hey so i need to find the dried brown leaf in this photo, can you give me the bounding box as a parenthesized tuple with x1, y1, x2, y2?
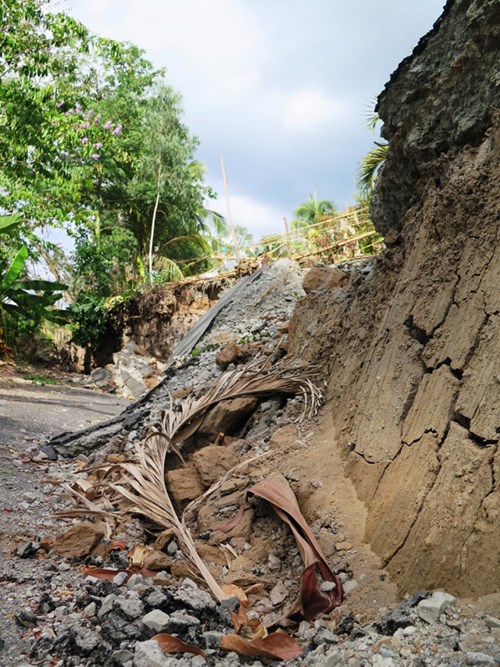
(220, 632, 303, 661)
(82, 566, 157, 581)
(128, 544, 151, 567)
(248, 473, 343, 620)
(109, 540, 127, 551)
(152, 633, 206, 657)
(221, 584, 249, 607)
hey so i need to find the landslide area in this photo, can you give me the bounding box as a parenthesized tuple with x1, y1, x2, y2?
(289, 0, 499, 598)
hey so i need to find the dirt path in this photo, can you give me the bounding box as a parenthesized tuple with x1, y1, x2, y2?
(0, 366, 130, 665)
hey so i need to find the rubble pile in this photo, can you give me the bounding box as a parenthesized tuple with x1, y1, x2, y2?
(1, 257, 497, 666)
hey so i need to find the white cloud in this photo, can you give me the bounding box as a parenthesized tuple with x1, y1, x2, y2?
(283, 89, 344, 133)
(211, 191, 284, 242)
(76, 0, 120, 18)
(67, 0, 263, 96)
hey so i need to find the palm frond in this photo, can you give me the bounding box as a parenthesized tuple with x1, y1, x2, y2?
(356, 142, 389, 198)
(58, 358, 323, 601)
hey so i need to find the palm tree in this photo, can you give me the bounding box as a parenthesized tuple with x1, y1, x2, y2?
(357, 142, 389, 200)
(357, 99, 389, 201)
(292, 193, 336, 231)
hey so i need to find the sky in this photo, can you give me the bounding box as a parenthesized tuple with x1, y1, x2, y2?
(62, 0, 445, 241)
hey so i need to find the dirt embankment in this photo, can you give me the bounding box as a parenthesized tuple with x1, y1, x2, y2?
(289, 0, 499, 598)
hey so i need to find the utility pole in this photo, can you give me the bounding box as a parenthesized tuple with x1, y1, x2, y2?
(220, 155, 240, 258)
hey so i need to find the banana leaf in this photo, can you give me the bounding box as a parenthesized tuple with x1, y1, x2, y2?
(0, 214, 20, 235)
(1, 245, 29, 294)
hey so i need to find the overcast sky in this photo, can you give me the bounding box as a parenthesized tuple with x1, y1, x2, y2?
(63, 0, 445, 240)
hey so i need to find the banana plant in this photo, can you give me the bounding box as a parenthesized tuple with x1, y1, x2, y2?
(0, 215, 68, 351)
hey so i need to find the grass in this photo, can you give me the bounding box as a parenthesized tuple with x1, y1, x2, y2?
(24, 373, 58, 386)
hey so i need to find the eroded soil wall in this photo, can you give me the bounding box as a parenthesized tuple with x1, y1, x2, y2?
(289, 0, 499, 597)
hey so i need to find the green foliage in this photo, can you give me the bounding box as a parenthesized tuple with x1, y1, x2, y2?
(292, 193, 336, 231)
(0, 216, 68, 351)
(357, 142, 388, 199)
(72, 227, 139, 297)
(357, 101, 388, 200)
(1, 0, 212, 282)
(1, 0, 244, 356)
(69, 294, 109, 350)
(25, 373, 58, 386)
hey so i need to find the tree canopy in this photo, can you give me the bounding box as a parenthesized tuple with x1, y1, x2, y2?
(0, 0, 229, 350)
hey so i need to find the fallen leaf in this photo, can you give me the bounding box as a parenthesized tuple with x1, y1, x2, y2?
(244, 473, 343, 622)
(128, 543, 150, 567)
(82, 567, 131, 581)
(82, 566, 157, 580)
(229, 606, 268, 639)
(222, 583, 249, 607)
(244, 583, 265, 596)
(152, 633, 206, 657)
(39, 536, 53, 551)
(109, 540, 127, 551)
(220, 632, 303, 661)
(241, 617, 268, 640)
(218, 503, 245, 533)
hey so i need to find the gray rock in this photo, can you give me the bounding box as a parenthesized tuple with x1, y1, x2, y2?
(465, 653, 496, 666)
(144, 588, 171, 609)
(112, 649, 135, 665)
(166, 540, 178, 555)
(417, 592, 456, 624)
(142, 609, 170, 633)
(191, 656, 207, 666)
(115, 596, 145, 621)
(98, 593, 118, 618)
(202, 630, 224, 649)
(302, 645, 326, 666)
(484, 615, 500, 629)
(74, 627, 100, 654)
(133, 640, 171, 666)
(323, 651, 343, 667)
(320, 581, 337, 593)
(127, 573, 145, 588)
(90, 367, 114, 387)
(312, 627, 339, 646)
(343, 579, 358, 594)
(17, 542, 38, 559)
(297, 620, 315, 640)
(174, 579, 216, 613)
(113, 571, 129, 586)
(83, 602, 97, 617)
(166, 609, 200, 633)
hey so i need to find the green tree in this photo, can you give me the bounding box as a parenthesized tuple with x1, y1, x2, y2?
(292, 193, 336, 230)
(356, 105, 388, 201)
(0, 216, 67, 352)
(118, 86, 214, 280)
(1, 0, 223, 344)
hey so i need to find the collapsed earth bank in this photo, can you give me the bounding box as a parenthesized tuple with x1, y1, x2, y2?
(289, 0, 499, 597)
(48, 0, 499, 602)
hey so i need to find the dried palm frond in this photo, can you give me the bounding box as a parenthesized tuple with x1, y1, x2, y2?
(59, 359, 323, 602)
(107, 431, 227, 601)
(160, 358, 324, 443)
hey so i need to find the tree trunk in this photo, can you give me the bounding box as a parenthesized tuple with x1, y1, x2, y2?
(148, 161, 162, 282)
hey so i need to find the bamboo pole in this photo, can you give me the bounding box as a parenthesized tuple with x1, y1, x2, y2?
(220, 155, 239, 258)
(283, 216, 291, 259)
